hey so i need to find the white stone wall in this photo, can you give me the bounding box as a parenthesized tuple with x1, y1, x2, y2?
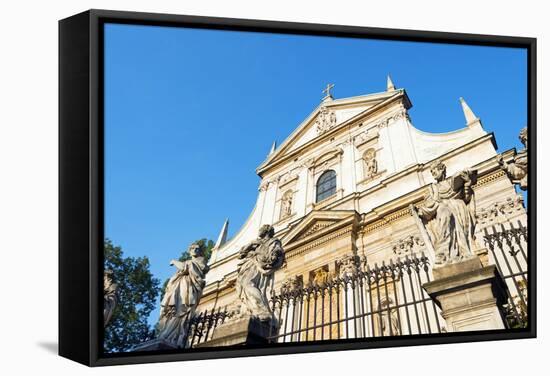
(205, 88, 507, 287)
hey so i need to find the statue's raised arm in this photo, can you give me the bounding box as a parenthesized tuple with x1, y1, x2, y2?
(157, 242, 209, 347)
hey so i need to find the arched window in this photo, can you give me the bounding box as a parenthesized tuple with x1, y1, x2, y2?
(316, 170, 337, 202)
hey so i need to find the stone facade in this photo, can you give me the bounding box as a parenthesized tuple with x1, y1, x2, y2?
(197, 81, 527, 338)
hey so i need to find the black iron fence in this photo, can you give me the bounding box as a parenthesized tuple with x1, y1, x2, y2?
(185, 307, 232, 347)
(183, 253, 444, 348)
(483, 220, 528, 328)
(185, 220, 529, 347)
(267, 254, 444, 343)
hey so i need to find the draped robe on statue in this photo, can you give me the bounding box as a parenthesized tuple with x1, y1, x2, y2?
(418, 171, 478, 266)
(236, 235, 285, 322)
(158, 256, 208, 347)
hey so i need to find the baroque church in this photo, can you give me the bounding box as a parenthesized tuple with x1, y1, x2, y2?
(198, 77, 525, 318)
(130, 77, 528, 349)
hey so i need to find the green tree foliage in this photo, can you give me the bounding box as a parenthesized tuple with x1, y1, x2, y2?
(159, 238, 214, 302)
(104, 239, 160, 353)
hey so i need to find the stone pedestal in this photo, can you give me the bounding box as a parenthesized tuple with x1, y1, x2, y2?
(132, 338, 178, 352)
(423, 258, 508, 332)
(196, 316, 277, 347)
(474, 247, 490, 267)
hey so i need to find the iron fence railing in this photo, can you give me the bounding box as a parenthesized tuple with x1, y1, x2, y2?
(483, 220, 528, 328)
(267, 254, 444, 343)
(185, 307, 232, 347)
(185, 219, 529, 347)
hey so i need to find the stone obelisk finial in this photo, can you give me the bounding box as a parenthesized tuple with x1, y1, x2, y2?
(387, 74, 396, 91)
(459, 97, 481, 128)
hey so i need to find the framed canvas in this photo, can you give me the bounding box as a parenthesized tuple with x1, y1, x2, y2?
(59, 9, 536, 366)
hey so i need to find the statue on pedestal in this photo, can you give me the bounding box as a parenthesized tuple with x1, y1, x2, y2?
(157, 242, 209, 347)
(416, 160, 478, 266)
(235, 224, 285, 322)
(103, 270, 117, 327)
(498, 126, 528, 191)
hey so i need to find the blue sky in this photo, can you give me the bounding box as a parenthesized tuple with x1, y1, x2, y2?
(104, 23, 527, 324)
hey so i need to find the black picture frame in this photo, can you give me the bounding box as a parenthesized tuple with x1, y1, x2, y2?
(59, 9, 537, 367)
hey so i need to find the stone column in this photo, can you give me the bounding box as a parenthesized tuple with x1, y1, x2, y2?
(423, 257, 508, 332)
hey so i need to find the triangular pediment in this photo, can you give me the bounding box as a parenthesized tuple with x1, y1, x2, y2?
(281, 210, 360, 246)
(257, 90, 408, 176)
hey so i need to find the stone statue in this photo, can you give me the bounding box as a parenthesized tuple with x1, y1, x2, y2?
(235, 224, 285, 322)
(315, 106, 337, 134)
(498, 126, 528, 190)
(363, 148, 378, 179)
(392, 235, 424, 257)
(280, 191, 293, 219)
(157, 242, 209, 347)
(103, 270, 117, 327)
(378, 298, 400, 336)
(416, 160, 478, 266)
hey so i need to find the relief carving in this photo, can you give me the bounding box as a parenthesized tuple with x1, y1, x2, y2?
(311, 267, 331, 286)
(390, 108, 410, 123)
(315, 106, 337, 135)
(300, 220, 333, 239)
(376, 118, 390, 129)
(476, 195, 525, 226)
(258, 179, 274, 192)
(280, 275, 303, 294)
(392, 235, 425, 256)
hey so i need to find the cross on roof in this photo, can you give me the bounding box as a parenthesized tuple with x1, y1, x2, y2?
(322, 83, 334, 100)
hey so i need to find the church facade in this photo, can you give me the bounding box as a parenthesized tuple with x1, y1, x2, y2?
(193, 78, 527, 341)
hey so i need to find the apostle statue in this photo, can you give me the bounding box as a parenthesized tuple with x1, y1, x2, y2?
(498, 126, 528, 191)
(157, 242, 209, 347)
(280, 191, 293, 219)
(235, 224, 285, 322)
(416, 160, 478, 266)
(363, 149, 378, 180)
(103, 270, 118, 327)
(378, 298, 401, 336)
